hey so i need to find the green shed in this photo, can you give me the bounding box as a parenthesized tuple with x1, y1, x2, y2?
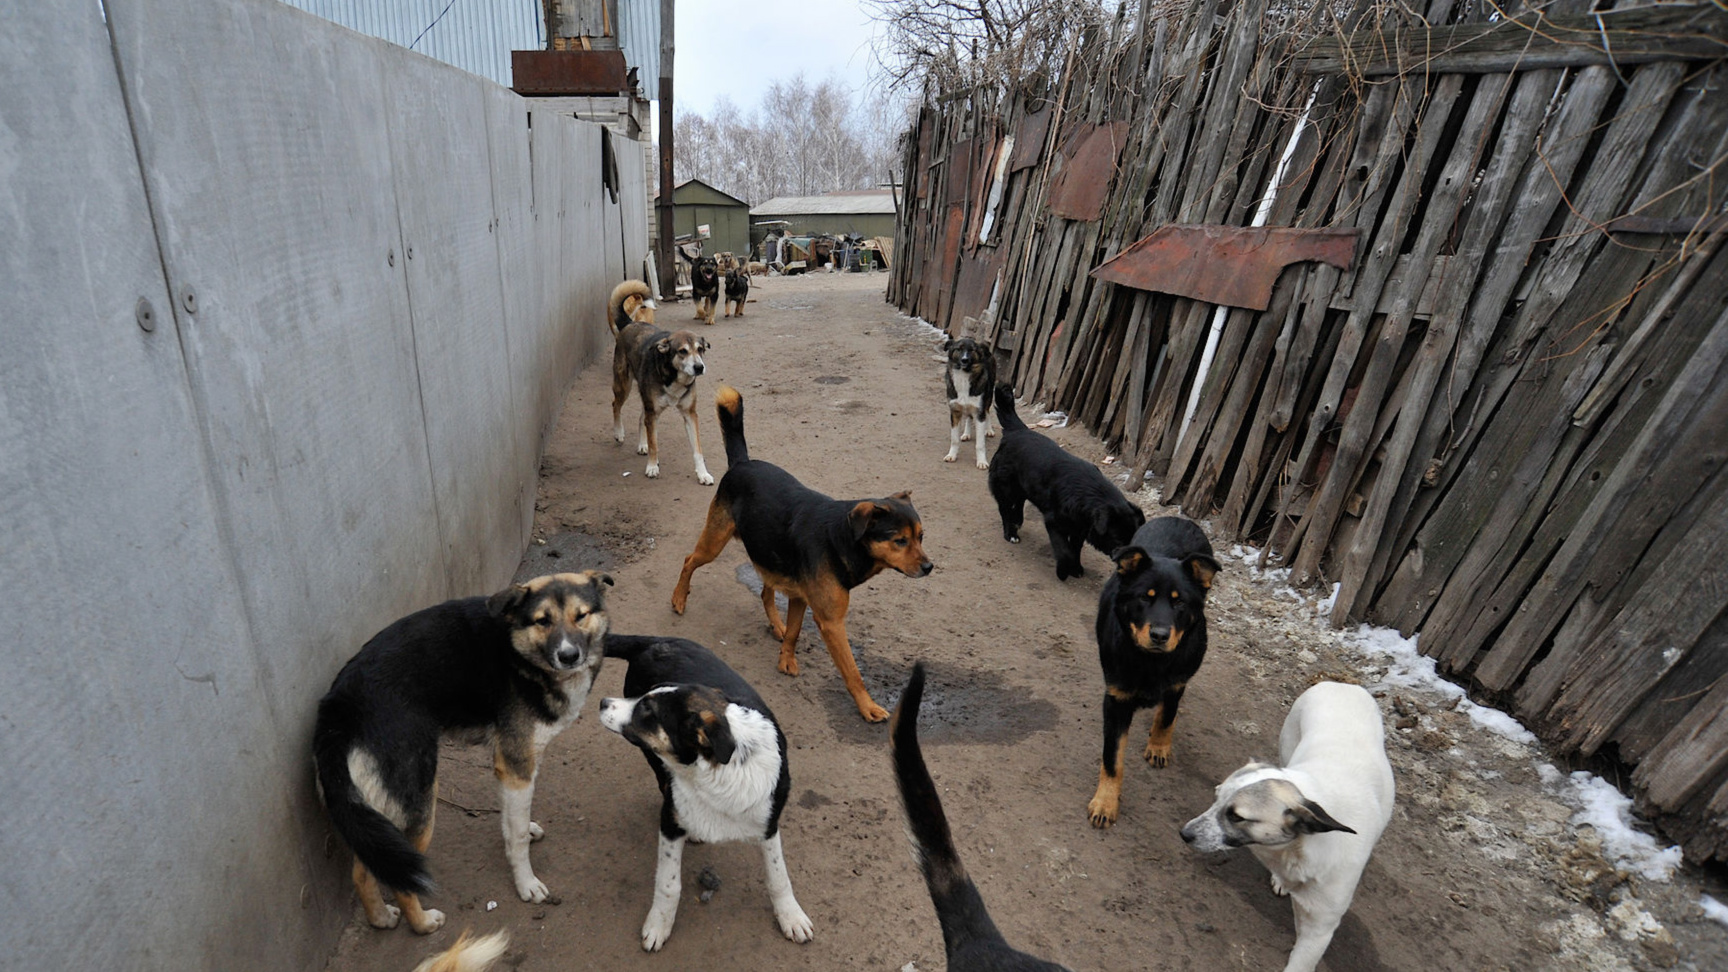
(669, 178, 751, 258)
(750, 190, 899, 251)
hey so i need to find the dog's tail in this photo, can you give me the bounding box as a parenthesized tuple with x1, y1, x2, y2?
(891, 663, 1004, 954)
(715, 384, 749, 466)
(992, 383, 1028, 433)
(601, 633, 663, 667)
(609, 279, 655, 334)
(313, 694, 434, 895)
(411, 929, 510, 972)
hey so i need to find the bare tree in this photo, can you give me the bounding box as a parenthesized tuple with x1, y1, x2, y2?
(864, 0, 1113, 94)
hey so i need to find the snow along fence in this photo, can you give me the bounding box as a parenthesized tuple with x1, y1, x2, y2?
(0, 0, 646, 969)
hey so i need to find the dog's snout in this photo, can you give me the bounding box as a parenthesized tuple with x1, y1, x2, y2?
(554, 638, 584, 668)
(918, 560, 934, 577)
(1180, 825, 1197, 844)
(692, 362, 705, 376)
(1149, 625, 1172, 643)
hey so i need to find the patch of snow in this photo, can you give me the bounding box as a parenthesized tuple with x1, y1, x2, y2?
(1564, 772, 1683, 881)
(1343, 625, 1538, 746)
(1317, 582, 1341, 619)
(897, 313, 948, 342)
(1700, 894, 1728, 929)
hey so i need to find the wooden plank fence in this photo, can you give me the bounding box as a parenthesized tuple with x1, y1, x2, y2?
(887, 0, 1728, 862)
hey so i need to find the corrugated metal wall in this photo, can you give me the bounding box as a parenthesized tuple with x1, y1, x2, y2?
(283, 0, 659, 90)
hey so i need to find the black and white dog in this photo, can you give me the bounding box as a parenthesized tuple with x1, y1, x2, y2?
(599, 634, 814, 951)
(942, 337, 996, 469)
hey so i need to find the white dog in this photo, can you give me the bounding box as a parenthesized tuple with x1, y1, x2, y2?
(1180, 681, 1394, 972)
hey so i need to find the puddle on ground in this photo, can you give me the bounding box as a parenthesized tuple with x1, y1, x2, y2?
(513, 530, 620, 583)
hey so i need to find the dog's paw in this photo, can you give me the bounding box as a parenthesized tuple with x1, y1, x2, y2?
(859, 700, 890, 723)
(367, 903, 402, 929)
(1006, 534, 1021, 544)
(670, 588, 689, 615)
(975, 459, 990, 470)
(528, 821, 545, 842)
(986, 427, 998, 438)
(636, 442, 650, 456)
(960, 430, 973, 442)
(644, 463, 660, 478)
(515, 875, 550, 903)
(777, 654, 801, 677)
(612, 429, 626, 444)
(408, 908, 446, 935)
(696, 469, 715, 486)
(942, 450, 958, 463)
(776, 906, 814, 943)
(1087, 794, 1119, 829)
(1144, 741, 1171, 768)
(641, 908, 677, 951)
(1270, 873, 1290, 897)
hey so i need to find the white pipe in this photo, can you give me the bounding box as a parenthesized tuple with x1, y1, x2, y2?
(1173, 81, 1321, 456)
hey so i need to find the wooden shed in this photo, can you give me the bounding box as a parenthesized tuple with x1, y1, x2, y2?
(668, 178, 750, 258)
(751, 190, 899, 250)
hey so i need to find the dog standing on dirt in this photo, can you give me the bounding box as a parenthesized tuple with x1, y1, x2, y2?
(690, 255, 720, 325)
(611, 285, 714, 485)
(671, 385, 933, 722)
(599, 634, 814, 951)
(942, 337, 996, 469)
(988, 383, 1145, 580)
(724, 264, 750, 318)
(1181, 681, 1395, 972)
(892, 663, 1073, 971)
(313, 572, 613, 932)
(1089, 516, 1219, 827)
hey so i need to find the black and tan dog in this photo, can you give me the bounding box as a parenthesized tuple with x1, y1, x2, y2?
(942, 337, 996, 469)
(690, 255, 720, 325)
(724, 265, 750, 318)
(892, 664, 1073, 971)
(313, 572, 613, 932)
(600, 634, 813, 951)
(988, 383, 1145, 580)
(671, 386, 933, 722)
(1088, 517, 1219, 827)
(611, 300, 714, 485)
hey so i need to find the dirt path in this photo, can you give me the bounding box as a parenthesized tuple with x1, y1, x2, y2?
(325, 271, 1727, 972)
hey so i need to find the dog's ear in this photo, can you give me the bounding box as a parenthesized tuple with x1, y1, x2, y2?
(487, 584, 530, 618)
(849, 500, 886, 540)
(977, 340, 993, 356)
(1288, 799, 1357, 836)
(585, 570, 615, 588)
(1114, 547, 1149, 576)
(943, 338, 956, 352)
(1185, 554, 1221, 590)
(697, 337, 710, 353)
(891, 490, 912, 502)
(1092, 506, 1118, 538)
(655, 336, 672, 355)
(694, 710, 736, 765)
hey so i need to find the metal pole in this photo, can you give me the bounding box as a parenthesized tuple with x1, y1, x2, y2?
(656, 0, 676, 297)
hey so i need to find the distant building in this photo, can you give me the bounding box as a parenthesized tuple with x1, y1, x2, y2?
(670, 179, 752, 258)
(750, 190, 898, 249)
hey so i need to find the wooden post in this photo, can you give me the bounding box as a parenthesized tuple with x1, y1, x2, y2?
(656, 0, 676, 296)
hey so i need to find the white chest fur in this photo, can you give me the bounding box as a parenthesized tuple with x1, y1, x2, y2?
(662, 704, 782, 844)
(949, 368, 985, 412)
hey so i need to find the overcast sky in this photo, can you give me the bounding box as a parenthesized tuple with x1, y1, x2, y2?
(671, 1, 883, 117)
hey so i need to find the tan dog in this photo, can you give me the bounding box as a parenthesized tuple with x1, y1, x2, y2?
(611, 319, 713, 485)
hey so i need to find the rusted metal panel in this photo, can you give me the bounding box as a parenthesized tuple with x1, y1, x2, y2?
(935, 203, 966, 328)
(1011, 107, 1053, 170)
(945, 138, 978, 205)
(511, 49, 628, 95)
(1091, 225, 1360, 311)
(953, 247, 1005, 327)
(916, 110, 935, 201)
(1046, 122, 1129, 221)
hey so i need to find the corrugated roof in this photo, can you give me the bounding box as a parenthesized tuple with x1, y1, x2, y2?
(751, 190, 897, 216)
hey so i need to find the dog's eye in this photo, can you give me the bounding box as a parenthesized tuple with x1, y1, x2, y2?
(1171, 591, 1180, 600)
(1225, 808, 1243, 823)
(534, 616, 553, 627)
(894, 537, 909, 547)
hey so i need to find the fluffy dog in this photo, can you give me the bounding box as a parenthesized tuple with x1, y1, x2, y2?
(690, 255, 720, 325)
(988, 383, 1145, 580)
(1088, 516, 1219, 827)
(611, 314, 714, 485)
(672, 386, 933, 722)
(600, 634, 814, 951)
(724, 266, 750, 318)
(609, 279, 656, 331)
(411, 929, 510, 972)
(313, 572, 613, 932)
(892, 664, 1073, 971)
(1181, 681, 1395, 972)
(942, 337, 996, 469)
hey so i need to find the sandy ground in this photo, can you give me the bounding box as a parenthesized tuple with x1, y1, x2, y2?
(325, 271, 1728, 972)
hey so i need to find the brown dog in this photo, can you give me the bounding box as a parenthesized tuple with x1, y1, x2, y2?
(611, 312, 713, 485)
(672, 387, 932, 722)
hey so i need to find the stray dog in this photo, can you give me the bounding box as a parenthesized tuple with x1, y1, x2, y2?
(746, 260, 769, 276)
(611, 311, 714, 485)
(988, 383, 1145, 580)
(411, 929, 510, 972)
(892, 664, 1073, 971)
(1089, 516, 1219, 827)
(724, 265, 750, 318)
(609, 278, 656, 331)
(600, 634, 814, 951)
(313, 572, 613, 931)
(942, 337, 996, 469)
(671, 386, 933, 722)
(690, 255, 720, 325)
(1181, 681, 1394, 972)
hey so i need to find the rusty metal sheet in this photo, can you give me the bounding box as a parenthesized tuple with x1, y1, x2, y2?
(945, 138, 977, 206)
(953, 247, 1005, 327)
(916, 110, 935, 200)
(1046, 122, 1129, 222)
(1091, 225, 1360, 311)
(511, 50, 628, 94)
(1011, 107, 1053, 171)
(934, 203, 966, 328)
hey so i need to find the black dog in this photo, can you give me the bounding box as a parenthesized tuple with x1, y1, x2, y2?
(892, 664, 1072, 971)
(942, 337, 996, 469)
(988, 383, 1145, 580)
(1087, 517, 1219, 827)
(724, 266, 750, 318)
(313, 572, 613, 932)
(690, 255, 720, 325)
(599, 634, 813, 951)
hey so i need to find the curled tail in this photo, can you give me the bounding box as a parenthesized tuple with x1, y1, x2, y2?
(313, 696, 433, 895)
(715, 385, 749, 466)
(992, 383, 1028, 433)
(412, 929, 510, 972)
(891, 663, 1003, 954)
(609, 279, 655, 334)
